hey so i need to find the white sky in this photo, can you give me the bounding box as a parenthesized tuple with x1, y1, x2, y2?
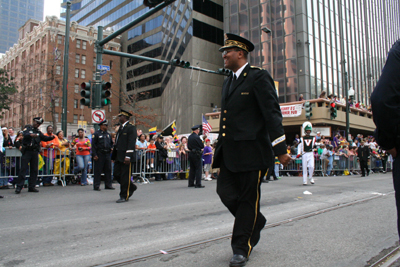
(43, 0, 61, 19)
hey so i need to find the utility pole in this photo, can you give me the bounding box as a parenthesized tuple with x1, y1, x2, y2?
(61, 1, 71, 134)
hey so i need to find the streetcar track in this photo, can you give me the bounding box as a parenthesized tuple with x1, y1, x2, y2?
(370, 245, 400, 267)
(94, 191, 394, 267)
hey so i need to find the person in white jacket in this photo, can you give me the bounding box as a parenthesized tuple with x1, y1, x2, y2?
(297, 122, 316, 185)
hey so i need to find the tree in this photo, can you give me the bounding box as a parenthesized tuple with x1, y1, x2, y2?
(0, 68, 17, 118)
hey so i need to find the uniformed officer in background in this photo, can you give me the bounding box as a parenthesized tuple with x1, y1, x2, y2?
(92, 119, 114, 191)
(371, 39, 400, 240)
(213, 33, 291, 267)
(188, 125, 204, 188)
(111, 110, 137, 203)
(15, 117, 55, 194)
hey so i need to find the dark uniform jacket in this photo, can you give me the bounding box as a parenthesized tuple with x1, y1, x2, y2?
(213, 64, 287, 172)
(155, 141, 167, 161)
(21, 125, 54, 152)
(112, 122, 136, 163)
(371, 39, 400, 150)
(357, 146, 370, 161)
(188, 132, 204, 156)
(92, 130, 113, 157)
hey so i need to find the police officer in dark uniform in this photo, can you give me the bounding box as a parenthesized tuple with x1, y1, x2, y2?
(213, 34, 291, 267)
(15, 117, 55, 194)
(371, 39, 400, 240)
(92, 119, 114, 191)
(188, 125, 204, 188)
(111, 110, 137, 203)
(357, 141, 370, 177)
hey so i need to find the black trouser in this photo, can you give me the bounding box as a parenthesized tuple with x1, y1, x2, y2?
(393, 156, 400, 240)
(382, 159, 387, 172)
(217, 161, 267, 257)
(188, 153, 202, 186)
(16, 150, 39, 189)
(360, 160, 369, 176)
(94, 153, 112, 189)
(113, 161, 137, 200)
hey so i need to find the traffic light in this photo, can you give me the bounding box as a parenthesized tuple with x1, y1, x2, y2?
(304, 101, 312, 120)
(143, 0, 166, 7)
(217, 68, 231, 76)
(170, 59, 190, 68)
(330, 101, 337, 119)
(100, 81, 111, 107)
(80, 82, 91, 107)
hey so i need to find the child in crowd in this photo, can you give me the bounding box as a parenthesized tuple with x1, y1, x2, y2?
(146, 138, 156, 169)
(202, 139, 213, 181)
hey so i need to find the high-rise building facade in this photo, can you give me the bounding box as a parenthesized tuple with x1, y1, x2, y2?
(224, 0, 400, 105)
(0, 17, 121, 136)
(0, 0, 44, 53)
(69, 0, 224, 132)
(61, 0, 83, 19)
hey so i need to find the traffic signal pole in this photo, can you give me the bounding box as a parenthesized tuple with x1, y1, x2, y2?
(61, 1, 71, 134)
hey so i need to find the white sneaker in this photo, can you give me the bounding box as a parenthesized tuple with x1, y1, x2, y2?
(147, 165, 150, 169)
(35, 185, 40, 188)
(205, 177, 212, 181)
(150, 163, 154, 168)
(310, 178, 315, 184)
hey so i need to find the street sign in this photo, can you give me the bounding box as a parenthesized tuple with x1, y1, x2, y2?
(91, 109, 106, 124)
(100, 69, 107, 76)
(97, 64, 110, 71)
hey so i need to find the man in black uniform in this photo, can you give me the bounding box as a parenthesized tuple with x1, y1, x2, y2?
(92, 119, 114, 191)
(357, 141, 370, 177)
(111, 110, 137, 203)
(15, 117, 55, 194)
(371, 39, 400, 240)
(213, 34, 291, 267)
(188, 125, 204, 188)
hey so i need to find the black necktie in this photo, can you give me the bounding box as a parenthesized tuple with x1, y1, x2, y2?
(228, 75, 237, 95)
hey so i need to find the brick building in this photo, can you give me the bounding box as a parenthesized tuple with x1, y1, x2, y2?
(0, 16, 121, 137)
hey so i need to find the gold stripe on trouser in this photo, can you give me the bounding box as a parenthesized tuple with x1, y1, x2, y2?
(247, 168, 268, 258)
(126, 163, 131, 200)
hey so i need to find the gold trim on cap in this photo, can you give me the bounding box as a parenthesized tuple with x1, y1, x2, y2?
(224, 40, 249, 52)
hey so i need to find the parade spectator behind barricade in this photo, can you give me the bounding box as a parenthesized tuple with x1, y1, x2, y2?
(319, 91, 327, 99)
(379, 148, 389, 173)
(370, 137, 377, 150)
(8, 127, 16, 143)
(202, 139, 213, 181)
(178, 136, 189, 179)
(12, 131, 24, 185)
(321, 135, 329, 145)
(326, 145, 334, 176)
(54, 130, 70, 183)
(40, 125, 59, 186)
(332, 133, 340, 149)
(298, 94, 304, 101)
(287, 145, 291, 156)
(145, 134, 150, 143)
(173, 138, 181, 173)
(146, 137, 156, 170)
(2, 126, 14, 184)
(135, 134, 148, 162)
(0, 127, 5, 189)
(154, 135, 167, 181)
(315, 132, 322, 143)
(320, 144, 328, 175)
(339, 95, 346, 105)
(3, 127, 13, 148)
(165, 136, 176, 177)
(294, 134, 301, 144)
(210, 140, 219, 179)
(72, 128, 91, 186)
(291, 141, 298, 156)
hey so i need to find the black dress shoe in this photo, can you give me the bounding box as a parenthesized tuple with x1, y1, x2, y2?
(261, 179, 269, 183)
(15, 187, 22, 194)
(194, 185, 205, 188)
(229, 254, 248, 267)
(28, 188, 39, 193)
(93, 188, 101, 191)
(116, 198, 128, 203)
(188, 184, 195, 187)
(104, 187, 115, 190)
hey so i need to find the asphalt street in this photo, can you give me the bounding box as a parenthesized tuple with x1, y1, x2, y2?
(0, 172, 398, 267)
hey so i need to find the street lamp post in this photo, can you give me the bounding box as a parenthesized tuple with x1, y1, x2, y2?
(261, 27, 273, 78)
(345, 86, 355, 142)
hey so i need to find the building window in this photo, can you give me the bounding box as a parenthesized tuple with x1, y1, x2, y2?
(73, 115, 78, 124)
(74, 84, 79, 93)
(55, 113, 59, 122)
(56, 65, 61, 75)
(74, 99, 78, 108)
(110, 74, 113, 83)
(110, 60, 113, 69)
(81, 69, 86, 79)
(55, 98, 59, 107)
(57, 35, 62, 44)
(82, 41, 87, 50)
(76, 39, 81, 48)
(75, 69, 79, 78)
(93, 72, 96, 80)
(55, 81, 61, 90)
(81, 55, 86, 65)
(93, 57, 96, 67)
(76, 54, 80, 63)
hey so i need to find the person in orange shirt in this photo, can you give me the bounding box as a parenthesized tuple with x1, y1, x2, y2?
(40, 125, 60, 186)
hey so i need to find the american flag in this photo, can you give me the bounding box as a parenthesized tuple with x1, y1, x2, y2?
(202, 115, 212, 134)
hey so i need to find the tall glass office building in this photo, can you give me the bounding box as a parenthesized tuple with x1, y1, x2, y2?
(61, 0, 83, 19)
(0, 0, 44, 53)
(70, 0, 224, 131)
(225, 0, 400, 104)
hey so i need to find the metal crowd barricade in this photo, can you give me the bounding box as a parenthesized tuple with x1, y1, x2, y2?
(131, 149, 189, 184)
